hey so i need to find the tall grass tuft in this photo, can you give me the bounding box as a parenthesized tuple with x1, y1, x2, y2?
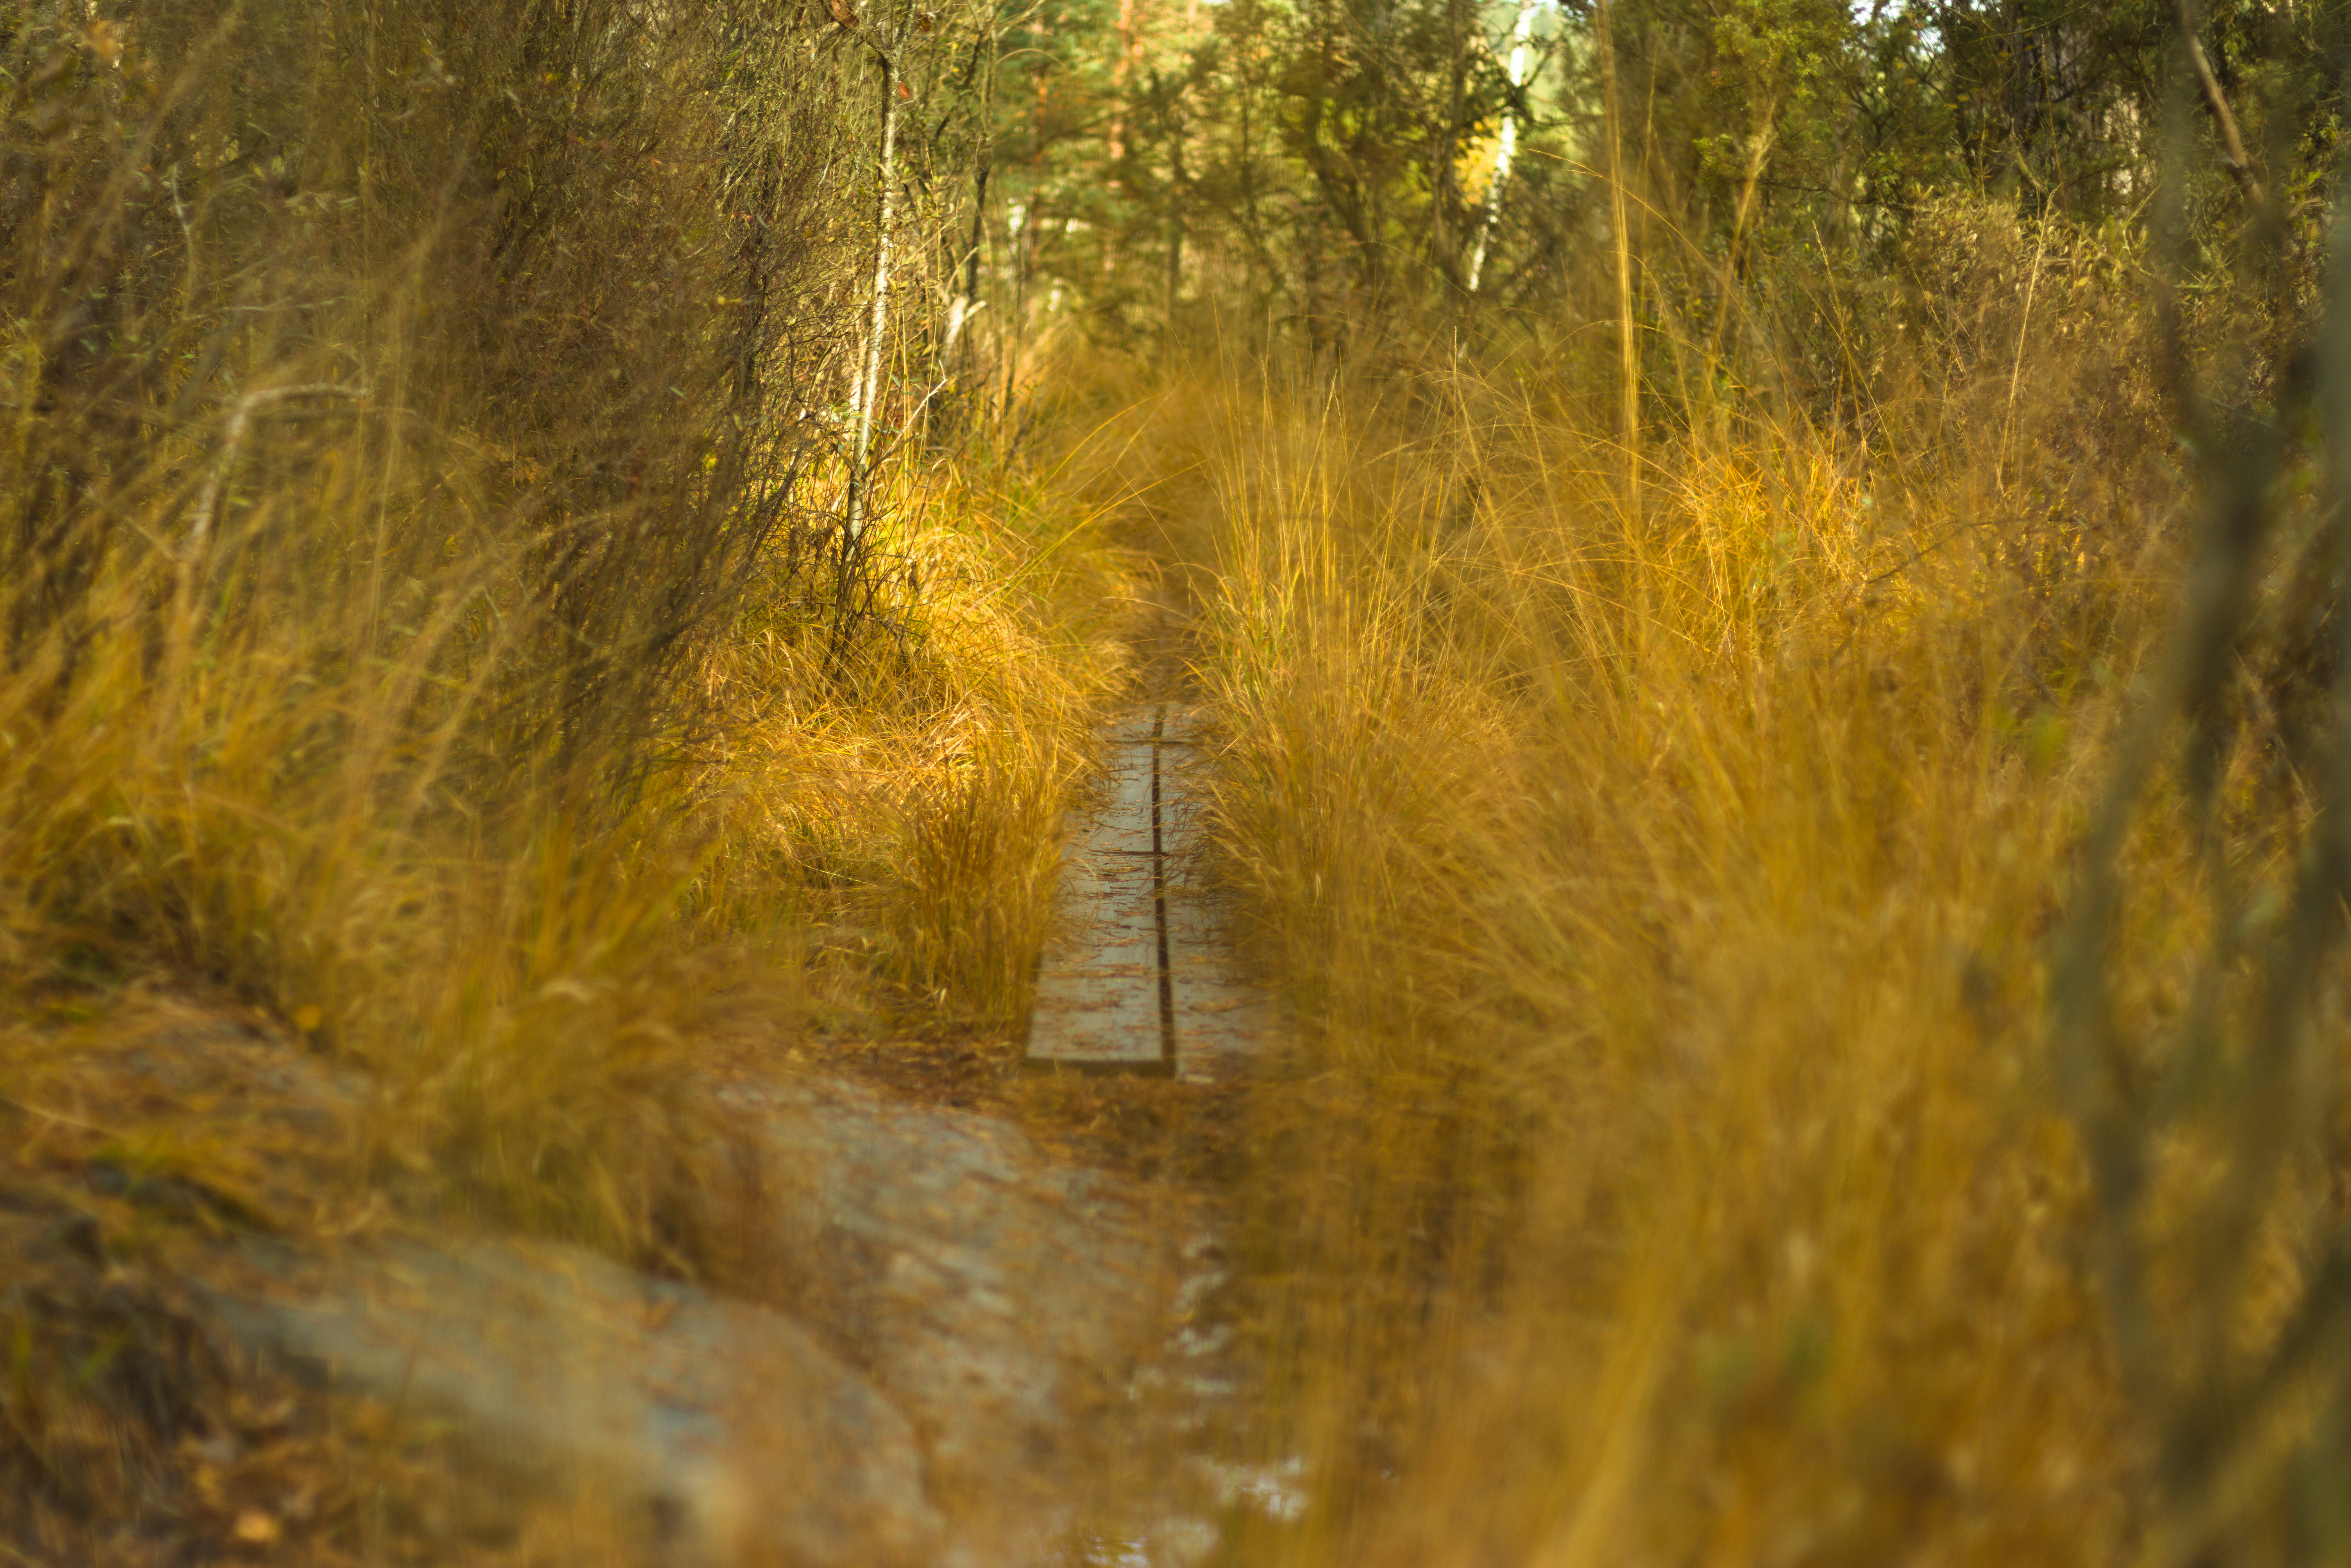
(1054, 185, 2351, 1560)
(0, 0, 1134, 1257)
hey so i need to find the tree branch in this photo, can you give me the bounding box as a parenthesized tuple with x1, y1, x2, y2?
(2170, 0, 2265, 209)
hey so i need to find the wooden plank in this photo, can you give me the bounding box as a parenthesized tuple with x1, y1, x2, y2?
(1025, 706, 1280, 1079)
(1025, 712, 1173, 1074)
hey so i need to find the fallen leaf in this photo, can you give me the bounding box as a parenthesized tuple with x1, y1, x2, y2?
(232, 1509, 280, 1545)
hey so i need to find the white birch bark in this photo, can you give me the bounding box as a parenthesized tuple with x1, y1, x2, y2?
(1465, 0, 1538, 295)
(844, 6, 904, 551)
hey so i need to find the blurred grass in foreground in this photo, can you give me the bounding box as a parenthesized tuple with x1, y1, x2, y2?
(1048, 178, 2351, 1563)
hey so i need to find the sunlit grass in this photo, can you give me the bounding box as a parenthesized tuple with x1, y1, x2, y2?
(1038, 272, 2317, 1559)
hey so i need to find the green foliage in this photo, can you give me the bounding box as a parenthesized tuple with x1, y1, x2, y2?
(943, 0, 2347, 424)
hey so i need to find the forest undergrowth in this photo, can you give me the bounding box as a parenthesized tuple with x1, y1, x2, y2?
(0, 1, 1139, 1554)
(12, 0, 2351, 1557)
(1041, 195, 2351, 1564)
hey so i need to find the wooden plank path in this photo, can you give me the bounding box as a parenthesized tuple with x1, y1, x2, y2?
(1025, 705, 1276, 1079)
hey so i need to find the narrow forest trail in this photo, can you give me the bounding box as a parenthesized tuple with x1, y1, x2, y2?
(87, 627, 1309, 1568)
(1024, 702, 1276, 1083)
(1011, 617, 1305, 1561)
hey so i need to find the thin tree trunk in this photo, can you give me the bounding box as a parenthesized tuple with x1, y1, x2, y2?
(934, 25, 995, 393)
(940, 163, 989, 377)
(1706, 111, 1774, 367)
(1110, 0, 1134, 162)
(1003, 195, 1028, 424)
(2170, 0, 2263, 207)
(843, 10, 903, 553)
(1599, 0, 1638, 516)
(1465, 0, 1537, 295)
(1164, 114, 1186, 349)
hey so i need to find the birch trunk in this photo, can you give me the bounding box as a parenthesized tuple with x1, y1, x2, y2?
(843, 9, 903, 553)
(938, 163, 989, 378)
(1464, 0, 1537, 295)
(1599, 0, 1638, 515)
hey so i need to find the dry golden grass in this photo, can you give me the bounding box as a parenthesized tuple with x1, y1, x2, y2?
(1036, 220, 2351, 1558)
(0, 10, 1142, 1543)
(0, 0, 1143, 1253)
(692, 454, 1147, 1032)
(0, 427, 1137, 1557)
(0, 446, 1136, 1218)
(8, 7, 2342, 1552)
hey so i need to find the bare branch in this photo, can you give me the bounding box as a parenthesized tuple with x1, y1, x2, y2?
(2170, 0, 2266, 208)
(187, 383, 370, 557)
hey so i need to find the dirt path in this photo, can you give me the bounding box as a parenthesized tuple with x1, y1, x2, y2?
(1008, 698, 1301, 1561)
(16, 697, 1299, 1567)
